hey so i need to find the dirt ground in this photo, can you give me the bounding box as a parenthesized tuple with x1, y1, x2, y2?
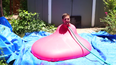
(76, 27, 104, 33)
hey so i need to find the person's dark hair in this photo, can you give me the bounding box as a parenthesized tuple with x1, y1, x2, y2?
(62, 13, 70, 19)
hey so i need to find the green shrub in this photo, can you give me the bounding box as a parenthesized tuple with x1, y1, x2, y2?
(100, 0, 116, 34)
(2, 0, 10, 16)
(0, 47, 7, 65)
(0, 60, 7, 65)
(20, 0, 28, 11)
(10, 10, 56, 37)
(100, 10, 116, 34)
(103, 0, 116, 13)
(3, 0, 28, 16)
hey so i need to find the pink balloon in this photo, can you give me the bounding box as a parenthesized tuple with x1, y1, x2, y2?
(31, 24, 92, 62)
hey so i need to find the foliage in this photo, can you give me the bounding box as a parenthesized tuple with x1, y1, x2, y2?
(9, 10, 56, 36)
(20, 0, 28, 11)
(0, 60, 7, 65)
(0, 47, 7, 65)
(2, 0, 28, 16)
(2, 0, 10, 16)
(100, 0, 116, 34)
(100, 11, 116, 34)
(103, 0, 116, 13)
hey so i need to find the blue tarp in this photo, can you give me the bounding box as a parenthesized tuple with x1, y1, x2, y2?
(13, 31, 116, 65)
(0, 17, 12, 31)
(0, 17, 116, 65)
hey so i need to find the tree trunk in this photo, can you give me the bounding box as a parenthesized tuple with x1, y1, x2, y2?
(0, 0, 3, 17)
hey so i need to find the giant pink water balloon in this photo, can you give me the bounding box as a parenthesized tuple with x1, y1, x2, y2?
(31, 24, 92, 62)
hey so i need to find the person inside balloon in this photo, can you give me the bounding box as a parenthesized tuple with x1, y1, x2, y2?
(62, 13, 70, 27)
(58, 13, 77, 34)
(61, 13, 76, 30)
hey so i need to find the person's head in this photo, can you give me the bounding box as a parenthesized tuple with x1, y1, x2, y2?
(62, 13, 70, 25)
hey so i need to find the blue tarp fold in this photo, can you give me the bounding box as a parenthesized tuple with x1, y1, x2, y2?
(0, 17, 12, 31)
(0, 24, 22, 63)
